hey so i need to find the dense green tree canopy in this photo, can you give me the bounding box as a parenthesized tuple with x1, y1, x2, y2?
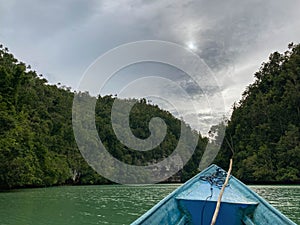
(215, 43, 300, 183)
(1, 43, 299, 189)
(0, 44, 206, 189)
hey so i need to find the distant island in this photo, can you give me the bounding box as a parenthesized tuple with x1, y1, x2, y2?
(0, 43, 299, 189)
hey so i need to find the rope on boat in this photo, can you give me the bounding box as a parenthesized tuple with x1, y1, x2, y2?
(210, 159, 233, 225)
(199, 167, 230, 189)
(199, 167, 231, 225)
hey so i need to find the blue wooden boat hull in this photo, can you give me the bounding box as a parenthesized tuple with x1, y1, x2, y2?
(131, 164, 296, 225)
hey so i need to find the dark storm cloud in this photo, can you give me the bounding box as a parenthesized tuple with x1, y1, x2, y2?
(1, 0, 300, 133)
(0, 0, 99, 37)
(1, 0, 299, 82)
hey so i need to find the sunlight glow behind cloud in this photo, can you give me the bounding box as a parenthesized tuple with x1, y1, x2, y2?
(1, 0, 300, 134)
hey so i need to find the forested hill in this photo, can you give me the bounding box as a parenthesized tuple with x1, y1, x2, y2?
(0, 44, 206, 189)
(216, 43, 300, 183)
(1, 43, 299, 189)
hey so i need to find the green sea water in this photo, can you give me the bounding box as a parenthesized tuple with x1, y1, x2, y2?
(0, 185, 299, 225)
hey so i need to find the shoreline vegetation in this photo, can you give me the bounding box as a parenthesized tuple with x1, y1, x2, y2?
(0, 43, 299, 190)
(1, 182, 300, 192)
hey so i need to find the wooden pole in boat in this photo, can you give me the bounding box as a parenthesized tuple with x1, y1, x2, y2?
(210, 158, 233, 225)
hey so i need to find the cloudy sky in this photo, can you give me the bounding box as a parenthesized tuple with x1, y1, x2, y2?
(1, 0, 300, 134)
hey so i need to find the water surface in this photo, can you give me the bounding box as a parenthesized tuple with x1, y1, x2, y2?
(250, 185, 300, 224)
(0, 185, 299, 225)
